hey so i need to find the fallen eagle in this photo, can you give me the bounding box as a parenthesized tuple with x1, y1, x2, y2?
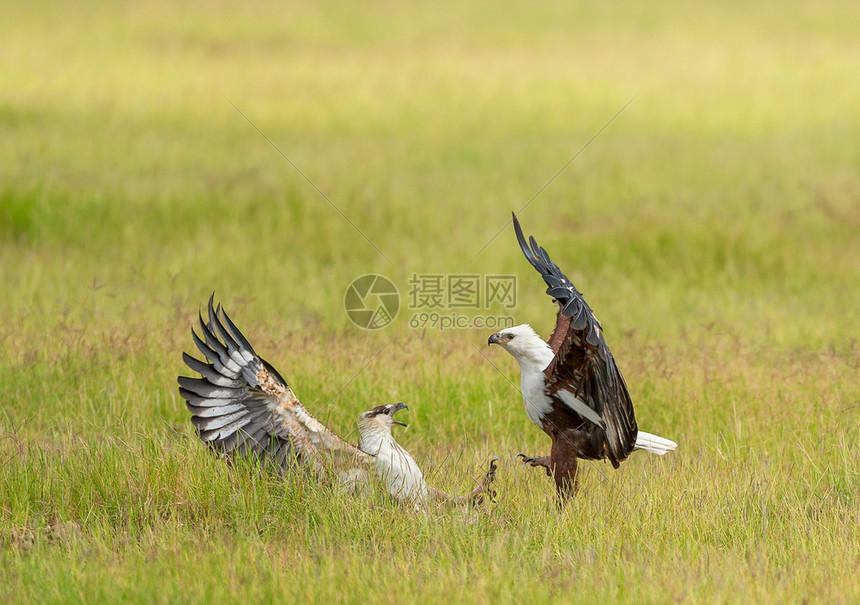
(178, 296, 497, 508)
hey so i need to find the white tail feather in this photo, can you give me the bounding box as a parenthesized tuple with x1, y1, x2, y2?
(635, 430, 677, 455)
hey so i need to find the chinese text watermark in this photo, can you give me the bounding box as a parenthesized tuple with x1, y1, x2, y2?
(344, 273, 517, 331)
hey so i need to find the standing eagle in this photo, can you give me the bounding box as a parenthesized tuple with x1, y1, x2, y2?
(488, 214, 676, 498)
(179, 296, 496, 508)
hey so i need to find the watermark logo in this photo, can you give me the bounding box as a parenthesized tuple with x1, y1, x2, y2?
(344, 273, 517, 331)
(344, 274, 400, 330)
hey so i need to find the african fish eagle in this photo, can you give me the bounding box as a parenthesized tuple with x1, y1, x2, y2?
(488, 214, 677, 498)
(178, 296, 497, 507)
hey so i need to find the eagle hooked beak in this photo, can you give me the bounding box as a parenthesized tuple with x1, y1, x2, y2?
(388, 402, 408, 427)
(488, 333, 501, 346)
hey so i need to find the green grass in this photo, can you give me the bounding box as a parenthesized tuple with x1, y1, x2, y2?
(1, 0, 858, 602)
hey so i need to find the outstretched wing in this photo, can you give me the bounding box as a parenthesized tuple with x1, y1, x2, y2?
(178, 296, 368, 471)
(512, 213, 638, 467)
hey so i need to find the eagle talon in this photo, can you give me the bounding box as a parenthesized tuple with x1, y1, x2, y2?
(516, 453, 535, 465)
(469, 457, 501, 505)
(488, 458, 498, 501)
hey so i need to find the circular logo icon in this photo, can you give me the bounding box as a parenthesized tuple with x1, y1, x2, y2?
(344, 274, 399, 330)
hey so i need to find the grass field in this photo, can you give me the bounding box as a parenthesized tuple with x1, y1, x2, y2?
(1, 0, 858, 602)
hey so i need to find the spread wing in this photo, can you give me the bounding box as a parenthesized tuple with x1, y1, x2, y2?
(513, 213, 638, 467)
(178, 296, 368, 471)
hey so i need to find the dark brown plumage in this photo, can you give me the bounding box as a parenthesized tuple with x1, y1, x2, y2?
(489, 214, 675, 498)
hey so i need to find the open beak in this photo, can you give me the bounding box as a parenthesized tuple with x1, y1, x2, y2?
(388, 402, 408, 427)
(488, 333, 500, 346)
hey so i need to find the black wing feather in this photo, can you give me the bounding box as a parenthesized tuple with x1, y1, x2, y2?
(178, 296, 365, 471)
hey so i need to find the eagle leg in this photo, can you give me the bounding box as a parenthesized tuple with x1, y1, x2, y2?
(551, 459, 579, 500)
(516, 453, 553, 477)
(549, 435, 580, 500)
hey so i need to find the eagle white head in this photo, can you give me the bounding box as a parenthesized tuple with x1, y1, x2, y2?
(358, 402, 409, 433)
(488, 324, 554, 369)
(357, 402, 427, 505)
